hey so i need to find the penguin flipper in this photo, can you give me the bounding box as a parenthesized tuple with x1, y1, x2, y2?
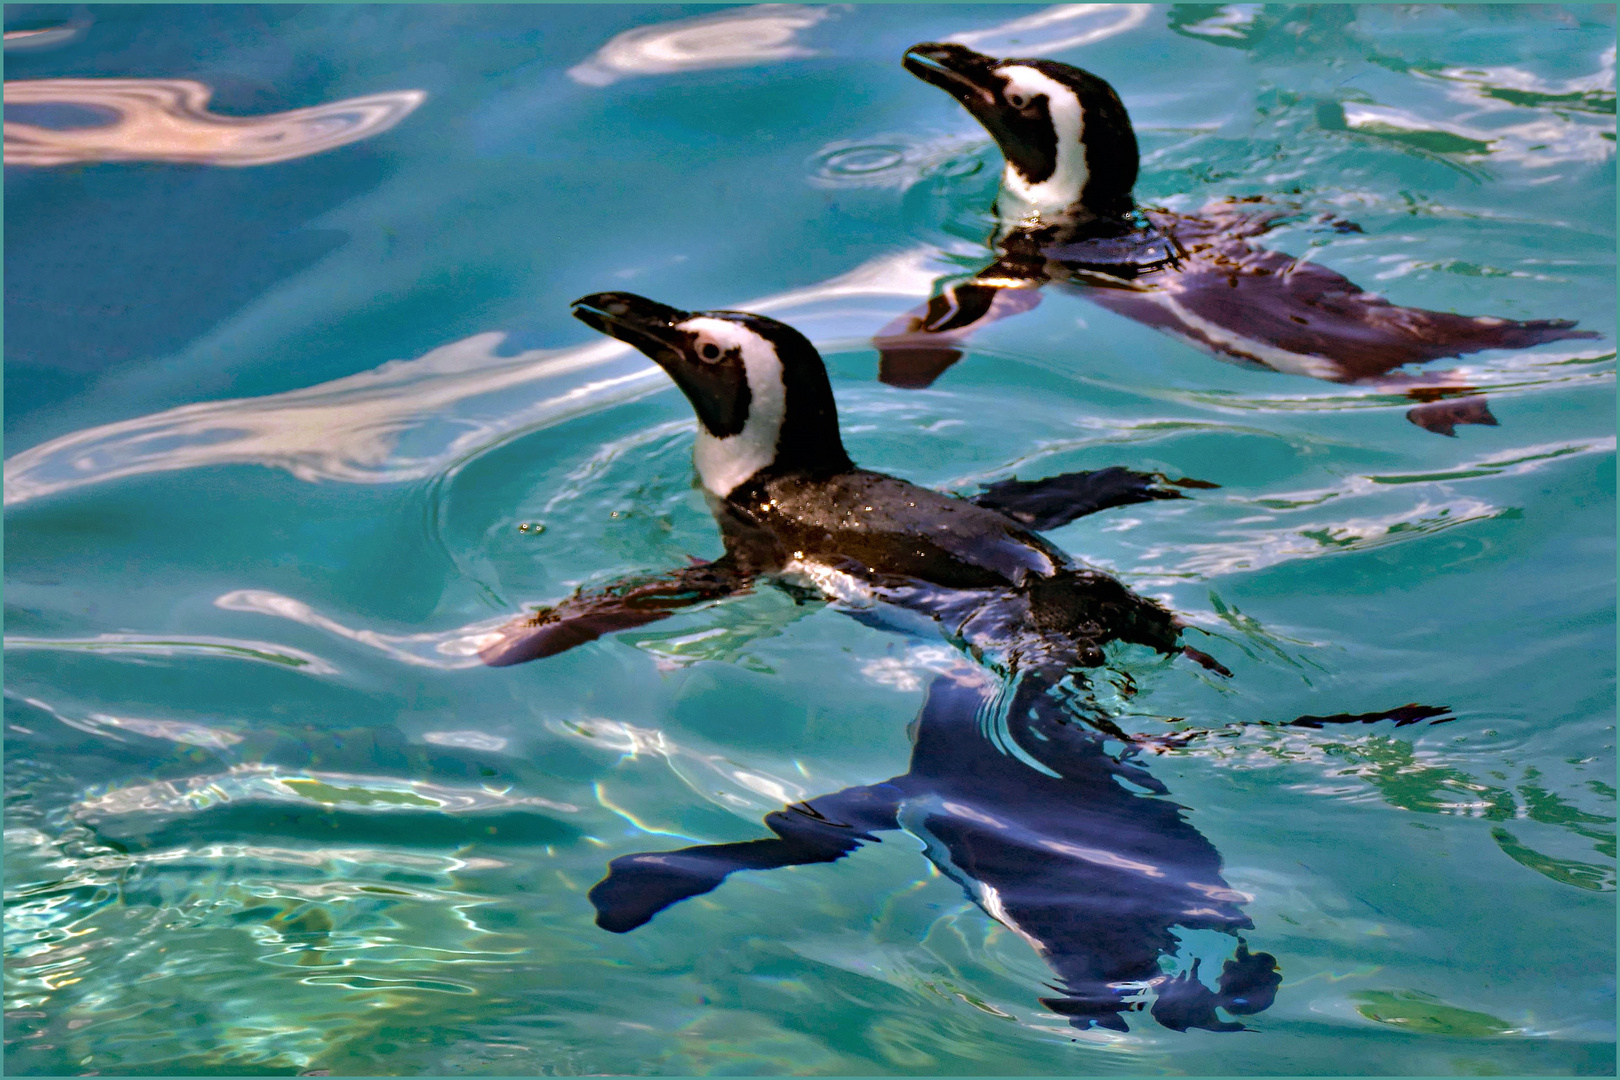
(479, 558, 751, 667)
(589, 784, 904, 932)
(969, 466, 1211, 532)
(589, 840, 822, 933)
(1101, 222, 1599, 391)
(875, 276, 1042, 389)
(1286, 703, 1454, 729)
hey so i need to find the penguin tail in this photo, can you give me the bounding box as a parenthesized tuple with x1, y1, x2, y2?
(1461, 317, 1600, 351)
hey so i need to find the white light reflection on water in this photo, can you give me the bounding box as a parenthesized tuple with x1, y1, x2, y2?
(3, 78, 425, 167)
(948, 4, 1153, 56)
(211, 588, 509, 670)
(7, 692, 246, 749)
(4, 247, 944, 506)
(551, 716, 811, 819)
(568, 4, 838, 87)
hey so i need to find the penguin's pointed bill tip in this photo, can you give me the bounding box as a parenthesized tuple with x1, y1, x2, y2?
(571, 291, 692, 365)
(902, 42, 997, 99)
(572, 291, 688, 340)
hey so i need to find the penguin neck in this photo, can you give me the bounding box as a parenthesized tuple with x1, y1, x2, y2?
(994, 164, 1139, 239)
(691, 335, 852, 501)
(988, 67, 1139, 235)
(998, 158, 1087, 226)
(694, 410, 780, 501)
(700, 430, 854, 502)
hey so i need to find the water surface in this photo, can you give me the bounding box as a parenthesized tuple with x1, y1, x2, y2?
(4, 4, 1615, 1075)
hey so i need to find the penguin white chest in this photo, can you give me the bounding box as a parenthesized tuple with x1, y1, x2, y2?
(997, 65, 1089, 220)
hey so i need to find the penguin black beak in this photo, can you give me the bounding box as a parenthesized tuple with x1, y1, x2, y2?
(572, 291, 758, 446)
(903, 42, 1000, 110)
(572, 292, 692, 369)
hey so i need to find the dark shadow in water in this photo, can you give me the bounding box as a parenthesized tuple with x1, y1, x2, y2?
(589, 671, 1281, 1034)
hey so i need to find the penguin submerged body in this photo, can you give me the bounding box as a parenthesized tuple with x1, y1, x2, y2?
(881, 43, 1598, 435)
(589, 668, 1283, 1034)
(479, 291, 1213, 678)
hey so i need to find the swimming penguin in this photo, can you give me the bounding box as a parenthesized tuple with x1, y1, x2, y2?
(483, 293, 1454, 1032)
(590, 667, 1283, 1034)
(477, 291, 1224, 683)
(475, 293, 1273, 1032)
(881, 42, 1598, 435)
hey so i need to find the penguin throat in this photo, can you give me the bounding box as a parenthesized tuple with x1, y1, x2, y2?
(691, 337, 787, 498)
(996, 66, 1089, 223)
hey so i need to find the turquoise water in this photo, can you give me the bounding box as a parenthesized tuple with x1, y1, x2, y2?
(4, 3, 1615, 1074)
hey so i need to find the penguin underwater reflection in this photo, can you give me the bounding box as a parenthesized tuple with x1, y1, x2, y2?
(881, 43, 1599, 436)
(479, 293, 1451, 1033)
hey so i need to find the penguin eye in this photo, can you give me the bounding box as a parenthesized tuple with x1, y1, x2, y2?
(1005, 91, 1028, 109)
(698, 342, 722, 362)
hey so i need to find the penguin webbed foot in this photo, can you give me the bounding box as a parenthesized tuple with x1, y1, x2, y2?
(589, 849, 736, 933)
(971, 466, 1212, 532)
(1215, 941, 1283, 1017)
(479, 557, 750, 666)
(1150, 960, 1248, 1033)
(1149, 944, 1280, 1033)
(1180, 645, 1233, 678)
(1405, 394, 1498, 436)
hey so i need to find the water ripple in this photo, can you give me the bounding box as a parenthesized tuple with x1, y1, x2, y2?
(211, 589, 510, 669)
(72, 764, 580, 821)
(8, 693, 245, 750)
(552, 717, 815, 824)
(3, 632, 338, 674)
(1137, 496, 1508, 579)
(810, 134, 987, 191)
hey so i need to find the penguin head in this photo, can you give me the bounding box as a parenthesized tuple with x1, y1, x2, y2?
(903, 42, 1138, 224)
(572, 292, 852, 498)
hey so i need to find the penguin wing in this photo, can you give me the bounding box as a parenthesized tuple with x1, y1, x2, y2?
(1105, 224, 1597, 383)
(969, 466, 1213, 532)
(479, 557, 751, 667)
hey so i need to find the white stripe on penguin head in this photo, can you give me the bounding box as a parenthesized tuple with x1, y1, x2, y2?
(679, 316, 787, 498)
(996, 64, 1088, 218)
